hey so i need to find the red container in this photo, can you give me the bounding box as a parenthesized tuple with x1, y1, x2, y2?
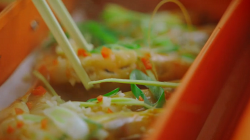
(0, 0, 77, 85)
(146, 0, 250, 139)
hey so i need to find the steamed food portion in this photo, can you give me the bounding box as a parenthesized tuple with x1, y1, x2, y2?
(38, 4, 213, 88)
(0, 86, 162, 140)
(81, 4, 212, 54)
(36, 42, 189, 88)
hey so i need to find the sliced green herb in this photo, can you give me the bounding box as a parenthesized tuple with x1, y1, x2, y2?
(77, 21, 118, 46)
(88, 78, 179, 88)
(33, 70, 64, 103)
(181, 53, 196, 62)
(87, 88, 120, 102)
(83, 118, 103, 139)
(79, 97, 152, 109)
(130, 69, 166, 108)
(44, 106, 89, 139)
(130, 84, 153, 106)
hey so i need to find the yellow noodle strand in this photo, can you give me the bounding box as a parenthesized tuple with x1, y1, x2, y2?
(148, 0, 193, 47)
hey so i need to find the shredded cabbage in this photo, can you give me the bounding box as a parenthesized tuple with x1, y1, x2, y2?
(44, 106, 89, 139)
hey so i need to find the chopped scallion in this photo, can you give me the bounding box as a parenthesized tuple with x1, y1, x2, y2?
(89, 78, 179, 88)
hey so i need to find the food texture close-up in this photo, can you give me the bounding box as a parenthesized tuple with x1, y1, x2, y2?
(0, 0, 249, 140)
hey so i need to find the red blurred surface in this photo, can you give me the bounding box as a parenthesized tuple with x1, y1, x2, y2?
(145, 0, 250, 139)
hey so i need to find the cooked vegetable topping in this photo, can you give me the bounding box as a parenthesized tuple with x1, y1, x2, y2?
(107, 108, 113, 113)
(141, 57, 152, 70)
(77, 48, 89, 57)
(26, 102, 33, 110)
(130, 69, 166, 108)
(80, 97, 152, 109)
(139, 96, 144, 101)
(87, 88, 120, 102)
(31, 86, 47, 96)
(33, 71, 59, 97)
(41, 118, 48, 130)
(7, 125, 14, 134)
(97, 95, 103, 102)
(44, 106, 89, 139)
(101, 47, 112, 58)
(89, 78, 179, 88)
(15, 108, 24, 115)
(21, 114, 44, 122)
(16, 121, 24, 128)
(52, 59, 58, 65)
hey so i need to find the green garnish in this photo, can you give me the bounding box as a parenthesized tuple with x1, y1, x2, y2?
(181, 53, 196, 62)
(33, 70, 64, 103)
(130, 69, 166, 108)
(87, 88, 120, 102)
(79, 97, 152, 109)
(90, 43, 140, 53)
(89, 78, 179, 88)
(130, 84, 153, 106)
(44, 106, 89, 139)
(77, 21, 118, 46)
(32, 0, 93, 90)
(21, 114, 45, 122)
(145, 70, 157, 81)
(83, 118, 103, 139)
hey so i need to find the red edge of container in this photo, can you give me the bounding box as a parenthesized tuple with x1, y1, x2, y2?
(145, 0, 250, 139)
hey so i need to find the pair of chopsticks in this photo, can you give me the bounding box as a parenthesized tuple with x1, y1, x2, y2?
(32, 0, 93, 89)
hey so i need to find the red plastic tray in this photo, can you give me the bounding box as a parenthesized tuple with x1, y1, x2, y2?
(146, 0, 250, 139)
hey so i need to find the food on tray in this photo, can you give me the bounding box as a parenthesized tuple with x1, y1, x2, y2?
(0, 0, 215, 139)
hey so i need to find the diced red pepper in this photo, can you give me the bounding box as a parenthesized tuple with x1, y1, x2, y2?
(7, 125, 14, 134)
(107, 108, 113, 113)
(31, 86, 46, 96)
(17, 121, 24, 128)
(145, 53, 151, 58)
(15, 108, 24, 115)
(101, 47, 112, 58)
(97, 95, 103, 102)
(41, 119, 48, 130)
(77, 48, 89, 57)
(138, 96, 144, 101)
(52, 59, 58, 65)
(38, 65, 49, 80)
(26, 102, 33, 110)
(141, 57, 152, 70)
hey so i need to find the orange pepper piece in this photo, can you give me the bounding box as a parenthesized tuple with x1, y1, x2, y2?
(101, 47, 112, 59)
(7, 125, 15, 134)
(77, 48, 89, 57)
(15, 108, 24, 115)
(139, 96, 144, 101)
(17, 121, 24, 128)
(141, 57, 152, 70)
(41, 119, 48, 130)
(32, 86, 47, 96)
(26, 102, 33, 110)
(107, 108, 113, 113)
(97, 95, 103, 102)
